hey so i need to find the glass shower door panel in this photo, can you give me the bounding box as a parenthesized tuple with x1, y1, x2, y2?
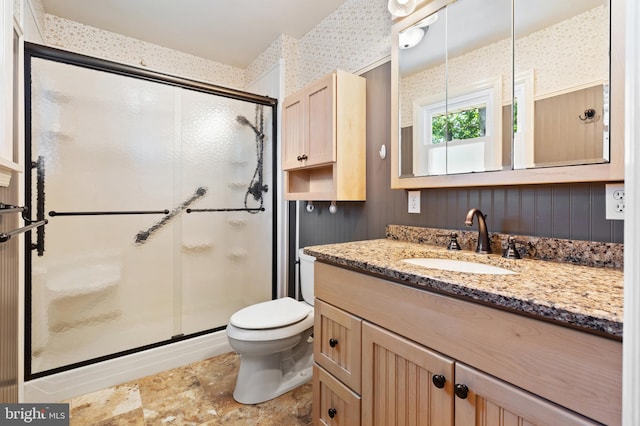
(179, 91, 273, 335)
(30, 59, 176, 374)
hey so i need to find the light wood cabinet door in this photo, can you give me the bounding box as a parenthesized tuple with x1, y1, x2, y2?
(453, 363, 600, 426)
(282, 91, 307, 170)
(313, 364, 361, 426)
(361, 322, 454, 426)
(314, 299, 362, 393)
(305, 73, 336, 167)
(282, 73, 336, 170)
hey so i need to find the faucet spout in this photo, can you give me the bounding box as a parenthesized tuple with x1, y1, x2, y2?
(465, 208, 492, 254)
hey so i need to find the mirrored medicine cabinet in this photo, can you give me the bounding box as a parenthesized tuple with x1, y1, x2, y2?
(390, 0, 624, 189)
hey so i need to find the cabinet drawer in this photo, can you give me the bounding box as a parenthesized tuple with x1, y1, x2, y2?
(314, 299, 362, 392)
(313, 363, 361, 426)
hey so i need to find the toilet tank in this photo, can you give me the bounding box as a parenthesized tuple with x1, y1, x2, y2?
(298, 249, 315, 306)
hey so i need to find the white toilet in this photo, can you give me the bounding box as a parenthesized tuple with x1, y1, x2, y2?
(226, 249, 316, 404)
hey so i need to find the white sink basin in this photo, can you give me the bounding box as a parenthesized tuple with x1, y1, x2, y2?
(402, 258, 516, 275)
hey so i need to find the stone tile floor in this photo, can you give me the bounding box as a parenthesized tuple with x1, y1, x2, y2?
(64, 351, 312, 425)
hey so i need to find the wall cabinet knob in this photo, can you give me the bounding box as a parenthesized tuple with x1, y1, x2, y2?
(297, 155, 303, 161)
(329, 338, 338, 348)
(454, 383, 469, 399)
(432, 374, 446, 389)
(328, 407, 337, 418)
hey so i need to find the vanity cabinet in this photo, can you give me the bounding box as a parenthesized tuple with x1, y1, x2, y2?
(312, 262, 622, 426)
(361, 322, 454, 425)
(282, 70, 366, 201)
(313, 299, 362, 425)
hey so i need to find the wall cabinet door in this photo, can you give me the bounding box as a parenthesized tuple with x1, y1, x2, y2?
(282, 73, 336, 170)
(361, 322, 455, 426)
(453, 363, 599, 426)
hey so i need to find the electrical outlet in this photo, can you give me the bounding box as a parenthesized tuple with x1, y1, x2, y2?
(605, 183, 625, 220)
(408, 190, 421, 214)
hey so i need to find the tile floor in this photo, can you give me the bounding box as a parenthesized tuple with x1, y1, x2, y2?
(64, 351, 312, 425)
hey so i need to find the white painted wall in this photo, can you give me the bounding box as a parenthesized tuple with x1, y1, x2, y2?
(623, 0, 639, 423)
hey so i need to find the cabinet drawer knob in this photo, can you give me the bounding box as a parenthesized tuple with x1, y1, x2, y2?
(454, 383, 469, 399)
(328, 407, 337, 418)
(432, 374, 446, 389)
(329, 338, 339, 348)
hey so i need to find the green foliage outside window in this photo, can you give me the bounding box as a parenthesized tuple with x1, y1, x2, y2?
(431, 107, 486, 144)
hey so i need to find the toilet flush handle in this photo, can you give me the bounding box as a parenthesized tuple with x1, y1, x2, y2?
(329, 338, 338, 348)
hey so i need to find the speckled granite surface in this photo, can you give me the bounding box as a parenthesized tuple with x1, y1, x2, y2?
(304, 233, 623, 339)
(386, 225, 624, 269)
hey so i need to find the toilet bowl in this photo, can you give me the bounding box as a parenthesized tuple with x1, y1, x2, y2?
(226, 249, 316, 404)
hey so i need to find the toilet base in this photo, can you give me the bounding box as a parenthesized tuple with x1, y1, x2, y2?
(232, 328, 314, 404)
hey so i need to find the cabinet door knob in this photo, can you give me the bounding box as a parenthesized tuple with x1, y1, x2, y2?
(301, 154, 308, 161)
(432, 374, 446, 389)
(297, 155, 303, 161)
(328, 407, 337, 418)
(329, 338, 338, 348)
(454, 383, 469, 399)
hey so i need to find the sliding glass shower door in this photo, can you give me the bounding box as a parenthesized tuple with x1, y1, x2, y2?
(25, 45, 276, 377)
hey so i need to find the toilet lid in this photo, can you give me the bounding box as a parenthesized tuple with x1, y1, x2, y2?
(229, 297, 312, 330)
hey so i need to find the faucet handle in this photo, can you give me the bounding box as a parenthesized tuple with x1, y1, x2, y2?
(502, 237, 522, 259)
(437, 232, 462, 251)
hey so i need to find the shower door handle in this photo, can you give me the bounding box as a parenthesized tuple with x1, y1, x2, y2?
(30, 156, 47, 256)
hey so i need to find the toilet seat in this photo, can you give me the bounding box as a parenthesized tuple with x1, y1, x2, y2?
(230, 297, 311, 329)
(226, 298, 314, 342)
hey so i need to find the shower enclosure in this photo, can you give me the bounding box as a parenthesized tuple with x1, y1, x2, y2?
(24, 44, 277, 378)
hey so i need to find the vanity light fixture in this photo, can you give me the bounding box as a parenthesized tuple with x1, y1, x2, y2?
(388, 0, 417, 17)
(416, 12, 438, 28)
(399, 26, 425, 49)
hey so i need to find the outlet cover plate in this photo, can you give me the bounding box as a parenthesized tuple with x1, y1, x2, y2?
(605, 183, 625, 220)
(408, 190, 420, 214)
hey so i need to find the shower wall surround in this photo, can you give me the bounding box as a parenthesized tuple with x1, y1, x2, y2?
(26, 46, 276, 377)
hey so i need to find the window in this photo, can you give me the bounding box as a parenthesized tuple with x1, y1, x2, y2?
(413, 77, 502, 175)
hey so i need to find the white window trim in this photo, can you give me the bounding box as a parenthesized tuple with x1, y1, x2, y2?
(412, 76, 503, 176)
(0, 1, 22, 186)
(513, 70, 535, 169)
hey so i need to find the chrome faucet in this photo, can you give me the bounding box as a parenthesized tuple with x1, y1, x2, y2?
(465, 208, 492, 254)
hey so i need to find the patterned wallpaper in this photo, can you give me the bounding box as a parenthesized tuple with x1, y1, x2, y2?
(38, 0, 392, 95)
(43, 14, 247, 90)
(294, 0, 392, 90)
(400, 5, 608, 127)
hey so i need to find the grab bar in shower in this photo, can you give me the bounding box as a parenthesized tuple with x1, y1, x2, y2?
(186, 207, 265, 213)
(49, 209, 171, 216)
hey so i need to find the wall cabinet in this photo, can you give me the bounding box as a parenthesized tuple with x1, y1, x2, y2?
(313, 262, 621, 425)
(282, 70, 366, 201)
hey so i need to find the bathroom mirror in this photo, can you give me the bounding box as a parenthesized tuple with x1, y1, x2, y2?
(399, 0, 511, 177)
(391, 0, 624, 189)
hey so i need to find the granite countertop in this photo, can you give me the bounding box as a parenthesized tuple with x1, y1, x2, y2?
(304, 238, 624, 339)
